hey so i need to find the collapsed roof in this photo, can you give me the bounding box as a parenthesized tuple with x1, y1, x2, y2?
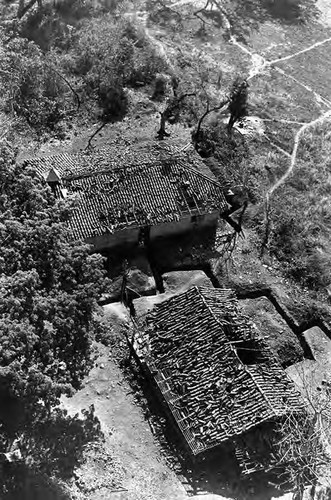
(24, 145, 229, 240)
(135, 287, 305, 457)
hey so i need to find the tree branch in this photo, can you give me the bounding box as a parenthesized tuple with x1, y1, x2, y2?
(194, 98, 229, 144)
(45, 64, 81, 111)
(157, 92, 196, 139)
(86, 122, 107, 150)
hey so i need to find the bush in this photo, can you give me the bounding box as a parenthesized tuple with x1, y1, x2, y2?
(20, 0, 95, 51)
(0, 38, 70, 134)
(71, 15, 168, 112)
(269, 197, 331, 290)
(196, 125, 265, 203)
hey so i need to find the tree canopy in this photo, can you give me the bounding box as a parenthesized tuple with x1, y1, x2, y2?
(0, 140, 106, 460)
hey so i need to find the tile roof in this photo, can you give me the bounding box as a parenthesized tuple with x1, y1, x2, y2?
(24, 145, 228, 240)
(135, 287, 304, 456)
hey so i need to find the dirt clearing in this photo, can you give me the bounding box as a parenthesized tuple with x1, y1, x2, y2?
(62, 344, 188, 500)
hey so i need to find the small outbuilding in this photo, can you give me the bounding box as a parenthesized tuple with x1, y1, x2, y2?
(133, 286, 305, 475)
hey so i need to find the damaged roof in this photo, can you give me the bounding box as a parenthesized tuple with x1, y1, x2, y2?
(135, 286, 304, 456)
(24, 145, 228, 240)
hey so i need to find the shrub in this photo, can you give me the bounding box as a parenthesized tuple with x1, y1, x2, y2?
(71, 15, 168, 105)
(0, 38, 70, 134)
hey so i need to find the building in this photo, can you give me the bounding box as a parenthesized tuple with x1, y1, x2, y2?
(24, 144, 229, 253)
(133, 286, 305, 475)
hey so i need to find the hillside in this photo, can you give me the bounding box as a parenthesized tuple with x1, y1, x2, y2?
(1, 1, 331, 499)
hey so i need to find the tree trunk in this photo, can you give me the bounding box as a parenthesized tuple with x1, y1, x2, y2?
(227, 113, 237, 133)
(157, 112, 171, 140)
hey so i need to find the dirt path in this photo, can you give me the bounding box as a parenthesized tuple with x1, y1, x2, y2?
(168, 0, 331, 107)
(268, 109, 331, 197)
(269, 36, 331, 65)
(171, 0, 204, 8)
(192, 2, 331, 194)
(274, 66, 331, 109)
(140, 0, 331, 203)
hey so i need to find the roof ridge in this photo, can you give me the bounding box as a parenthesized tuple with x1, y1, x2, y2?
(194, 286, 236, 344)
(24, 148, 226, 190)
(63, 156, 185, 180)
(23, 143, 179, 163)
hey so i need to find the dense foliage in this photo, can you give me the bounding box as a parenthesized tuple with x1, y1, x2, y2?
(70, 15, 166, 120)
(0, 0, 168, 137)
(0, 140, 106, 492)
(0, 38, 67, 133)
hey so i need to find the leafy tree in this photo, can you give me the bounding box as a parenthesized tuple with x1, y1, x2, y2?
(0, 140, 107, 488)
(19, 0, 96, 51)
(0, 37, 70, 134)
(74, 15, 168, 145)
(72, 15, 163, 91)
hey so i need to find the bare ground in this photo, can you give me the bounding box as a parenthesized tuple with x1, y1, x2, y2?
(63, 343, 188, 500)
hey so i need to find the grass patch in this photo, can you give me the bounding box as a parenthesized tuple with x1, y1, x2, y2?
(268, 121, 331, 291)
(262, 120, 301, 152)
(276, 41, 331, 101)
(247, 18, 331, 59)
(249, 67, 322, 122)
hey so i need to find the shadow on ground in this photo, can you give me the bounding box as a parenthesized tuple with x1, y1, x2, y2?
(120, 355, 287, 500)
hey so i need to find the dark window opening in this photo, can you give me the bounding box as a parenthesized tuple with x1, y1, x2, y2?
(186, 197, 197, 209)
(236, 341, 261, 365)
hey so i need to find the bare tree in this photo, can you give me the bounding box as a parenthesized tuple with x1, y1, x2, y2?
(157, 92, 196, 139)
(193, 0, 227, 32)
(193, 97, 229, 146)
(190, 58, 229, 149)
